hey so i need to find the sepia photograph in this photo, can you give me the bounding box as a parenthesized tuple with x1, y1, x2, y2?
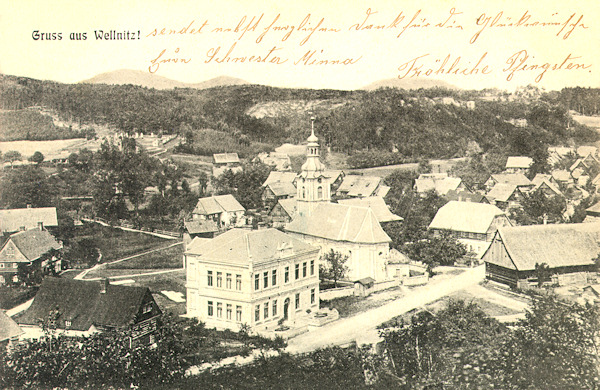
(1, 0, 599, 388)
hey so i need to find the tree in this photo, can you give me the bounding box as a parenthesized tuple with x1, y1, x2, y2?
(211, 161, 271, 209)
(3, 150, 22, 168)
(402, 232, 467, 269)
(0, 165, 54, 208)
(510, 188, 566, 225)
(319, 249, 349, 287)
(29, 151, 44, 165)
(534, 262, 552, 287)
(198, 170, 209, 197)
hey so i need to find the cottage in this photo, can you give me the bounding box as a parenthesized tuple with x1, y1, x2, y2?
(16, 277, 162, 345)
(262, 181, 297, 208)
(0, 207, 58, 234)
(485, 183, 524, 211)
(415, 173, 466, 196)
(337, 175, 388, 198)
(184, 219, 219, 239)
(262, 171, 298, 188)
(429, 201, 512, 259)
(256, 152, 292, 171)
(485, 173, 533, 191)
(212, 153, 242, 177)
(269, 198, 297, 227)
(505, 156, 533, 174)
(444, 189, 489, 204)
(185, 228, 320, 331)
(338, 196, 402, 223)
(483, 223, 600, 288)
(192, 195, 245, 229)
(0, 228, 62, 285)
(551, 169, 573, 185)
(532, 179, 563, 198)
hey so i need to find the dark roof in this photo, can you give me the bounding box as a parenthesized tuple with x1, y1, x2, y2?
(16, 277, 158, 331)
(185, 220, 219, 234)
(444, 190, 487, 203)
(0, 310, 23, 342)
(1, 229, 62, 262)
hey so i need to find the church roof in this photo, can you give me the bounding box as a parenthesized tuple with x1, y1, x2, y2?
(338, 197, 402, 223)
(285, 203, 391, 244)
(185, 228, 318, 265)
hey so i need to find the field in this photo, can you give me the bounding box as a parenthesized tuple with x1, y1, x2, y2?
(106, 243, 184, 269)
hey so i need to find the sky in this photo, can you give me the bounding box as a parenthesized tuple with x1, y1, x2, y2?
(1, 0, 599, 91)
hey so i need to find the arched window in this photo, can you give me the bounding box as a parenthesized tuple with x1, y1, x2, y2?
(301, 187, 306, 199)
(317, 186, 323, 199)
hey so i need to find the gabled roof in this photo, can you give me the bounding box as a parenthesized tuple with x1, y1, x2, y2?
(338, 197, 402, 223)
(323, 170, 344, 183)
(569, 158, 588, 172)
(185, 220, 219, 234)
(592, 173, 600, 185)
(185, 236, 212, 253)
(577, 146, 598, 158)
(533, 179, 562, 197)
(1, 229, 62, 262)
(531, 174, 553, 186)
(0, 207, 58, 233)
(193, 195, 245, 215)
(486, 183, 520, 202)
(552, 169, 572, 182)
(485, 223, 600, 271)
(213, 153, 240, 164)
(262, 171, 298, 187)
(429, 201, 507, 234)
(444, 190, 487, 204)
(285, 203, 391, 244)
(0, 310, 23, 342)
(337, 175, 382, 197)
(489, 173, 532, 187)
(185, 228, 318, 266)
(266, 181, 297, 197)
(272, 198, 297, 218)
(505, 156, 533, 169)
(415, 175, 462, 195)
(16, 277, 158, 331)
(586, 201, 600, 217)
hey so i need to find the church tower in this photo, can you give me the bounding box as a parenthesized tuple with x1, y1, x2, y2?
(296, 118, 330, 217)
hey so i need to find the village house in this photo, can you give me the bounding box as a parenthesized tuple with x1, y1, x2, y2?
(485, 183, 525, 212)
(0, 207, 58, 234)
(185, 228, 320, 331)
(0, 227, 62, 285)
(269, 198, 297, 228)
(444, 189, 489, 204)
(552, 169, 573, 185)
(482, 223, 600, 289)
(337, 197, 403, 224)
(16, 277, 162, 345)
(336, 175, 389, 199)
(484, 173, 533, 192)
(191, 194, 246, 229)
(256, 152, 292, 171)
(262, 181, 297, 209)
(505, 156, 533, 174)
(429, 201, 512, 259)
(262, 171, 298, 188)
(212, 153, 242, 177)
(531, 178, 563, 198)
(184, 219, 219, 240)
(415, 173, 467, 196)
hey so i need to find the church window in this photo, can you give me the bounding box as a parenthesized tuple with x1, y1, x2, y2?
(317, 186, 323, 199)
(301, 187, 306, 199)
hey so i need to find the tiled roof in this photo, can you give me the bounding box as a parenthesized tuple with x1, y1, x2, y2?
(429, 201, 507, 234)
(0, 207, 58, 233)
(213, 153, 240, 164)
(1, 229, 62, 262)
(16, 277, 158, 331)
(338, 197, 402, 223)
(505, 156, 533, 169)
(285, 203, 391, 244)
(337, 175, 382, 197)
(193, 195, 245, 215)
(486, 223, 600, 271)
(185, 228, 318, 265)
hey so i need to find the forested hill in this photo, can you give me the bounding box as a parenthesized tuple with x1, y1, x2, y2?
(0, 73, 598, 161)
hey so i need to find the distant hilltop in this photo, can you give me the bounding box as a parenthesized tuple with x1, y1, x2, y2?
(361, 77, 460, 91)
(79, 69, 249, 90)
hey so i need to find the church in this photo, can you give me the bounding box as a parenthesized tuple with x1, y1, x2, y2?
(284, 121, 393, 282)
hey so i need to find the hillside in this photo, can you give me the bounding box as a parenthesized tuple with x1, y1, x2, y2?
(361, 77, 460, 91)
(80, 69, 249, 90)
(0, 108, 92, 141)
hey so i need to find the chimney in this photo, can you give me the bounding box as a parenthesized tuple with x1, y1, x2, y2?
(38, 221, 44, 231)
(100, 278, 109, 294)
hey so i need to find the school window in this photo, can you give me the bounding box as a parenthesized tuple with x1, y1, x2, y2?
(303, 262, 307, 277)
(254, 274, 260, 290)
(0, 263, 4, 269)
(263, 271, 269, 288)
(65, 320, 72, 328)
(310, 260, 315, 275)
(236, 274, 242, 290)
(285, 266, 290, 283)
(272, 269, 277, 286)
(216, 272, 222, 288)
(255, 305, 260, 321)
(295, 264, 299, 279)
(208, 301, 214, 316)
(311, 288, 315, 304)
(236, 306, 242, 322)
(12, 263, 18, 269)
(264, 302, 269, 319)
(207, 271, 213, 286)
(295, 293, 300, 309)
(216, 302, 223, 317)
(226, 273, 232, 289)
(12, 275, 18, 283)
(226, 304, 232, 320)
(272, 300, 277, 316)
